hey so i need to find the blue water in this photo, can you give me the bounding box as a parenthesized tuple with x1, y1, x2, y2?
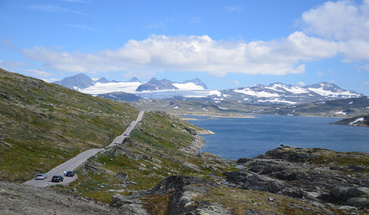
(187, 115, 369, 160)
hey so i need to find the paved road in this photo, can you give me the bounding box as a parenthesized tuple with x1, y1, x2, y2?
(24, 111, 145, 187)
(108, 110, 145, 147)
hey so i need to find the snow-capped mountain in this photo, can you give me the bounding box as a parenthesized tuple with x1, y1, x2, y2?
(136, 78, 178, 92)
(54, 74, 363, 105)
(54, 74, 209, 95)
(54, 73, 142, 94)
(212, 82, 363, 105)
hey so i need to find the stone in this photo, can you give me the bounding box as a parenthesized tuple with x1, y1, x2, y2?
(115, 172, 128, 181)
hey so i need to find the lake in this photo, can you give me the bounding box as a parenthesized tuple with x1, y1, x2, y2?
(187, 115, 369, 160)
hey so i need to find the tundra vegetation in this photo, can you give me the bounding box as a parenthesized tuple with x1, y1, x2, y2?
(1, 68, 369, 214)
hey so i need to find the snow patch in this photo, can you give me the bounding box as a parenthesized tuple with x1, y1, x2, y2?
(267, 84, 309, 94)
(256, 98, 297, 104)
(349, 118, 364, 125)
(173, 82, 204, 90)
(308, 87, 359, 98)
(218, 106, 229, 110)
(234, 89, 279, 97)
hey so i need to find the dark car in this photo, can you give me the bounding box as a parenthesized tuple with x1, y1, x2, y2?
(51, 175, 64, 182)
(65, 171, 74, 177)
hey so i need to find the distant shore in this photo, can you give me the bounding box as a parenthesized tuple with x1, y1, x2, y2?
(178, 113, 255, 121)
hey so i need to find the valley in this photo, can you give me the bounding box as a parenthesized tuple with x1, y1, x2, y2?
(1, 68, 369, 214)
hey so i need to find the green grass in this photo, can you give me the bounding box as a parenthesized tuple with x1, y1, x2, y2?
(196, 187, 324, 215)
(65, 111, 231, 203)
(0, 68, 138, 182)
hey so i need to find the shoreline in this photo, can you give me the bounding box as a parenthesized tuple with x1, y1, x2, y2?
(180, 127, 215, 154)
(179, 135, 206, 154)
(178, 113, 255, 120)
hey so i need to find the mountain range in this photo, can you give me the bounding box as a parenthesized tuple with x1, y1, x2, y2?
(55, 73, 364, 105)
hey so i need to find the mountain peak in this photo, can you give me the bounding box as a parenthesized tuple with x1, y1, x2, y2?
(96, 77, 110, 83)
(183, 78, 208, 89)
(136, 78, 178, 92)
(128, 77, 141, 83)
(54, 73, 94, 90)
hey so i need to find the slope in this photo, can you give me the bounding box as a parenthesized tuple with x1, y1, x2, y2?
(0, 68, 138, 182)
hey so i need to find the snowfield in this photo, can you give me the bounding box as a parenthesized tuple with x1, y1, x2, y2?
(307, 87, 359, 98)
(80, 82, 142, 94)
(173, 82, 204, 90)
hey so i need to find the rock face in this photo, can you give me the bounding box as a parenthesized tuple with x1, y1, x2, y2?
(54, 73, 94, 90)
(146, 175, 232, 215)
(136, 78, 178, 92)
(228, 147, 369, 211)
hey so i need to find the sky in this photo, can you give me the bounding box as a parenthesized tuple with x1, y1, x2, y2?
(1, 0, 369, 95)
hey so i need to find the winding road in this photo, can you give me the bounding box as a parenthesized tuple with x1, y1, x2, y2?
(24, 111, 144, 187)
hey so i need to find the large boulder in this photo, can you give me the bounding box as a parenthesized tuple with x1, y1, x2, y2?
(147, 175, 231, 215)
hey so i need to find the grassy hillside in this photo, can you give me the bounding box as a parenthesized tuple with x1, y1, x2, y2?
(0, 68, 138, 182)
(65, 111, 231, 202)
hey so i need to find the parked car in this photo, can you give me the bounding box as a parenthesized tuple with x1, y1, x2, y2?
(65, 171, 74, 177)
(36, 173, 47, 180)
(51, 175, 64, 182)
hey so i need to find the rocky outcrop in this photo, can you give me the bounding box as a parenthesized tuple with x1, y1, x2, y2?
(333, 115, 369, 127)
(179, 135, 205, 154)
(230, 146, 369, 212)
(146, 175, 231, 215)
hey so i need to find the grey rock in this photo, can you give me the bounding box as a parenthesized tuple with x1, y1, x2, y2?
(115, 172, 128, 181)
(346, 197, 369, 208)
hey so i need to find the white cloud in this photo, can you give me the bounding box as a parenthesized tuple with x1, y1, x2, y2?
(22, 33, 339, 77)
(301, 0, 369, 62)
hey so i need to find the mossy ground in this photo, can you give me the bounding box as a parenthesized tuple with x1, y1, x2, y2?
(0, 69, 138, 182)
(62, 111, 230, 202)
(196, 187, 323, 215)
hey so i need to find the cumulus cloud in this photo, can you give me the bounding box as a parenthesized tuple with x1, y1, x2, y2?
(301, 0, 369, 62)
(21, 1, 369, 78)
(22, 33, 338, 77)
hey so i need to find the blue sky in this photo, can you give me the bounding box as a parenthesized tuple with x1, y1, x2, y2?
(1, 0, 369, 95)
